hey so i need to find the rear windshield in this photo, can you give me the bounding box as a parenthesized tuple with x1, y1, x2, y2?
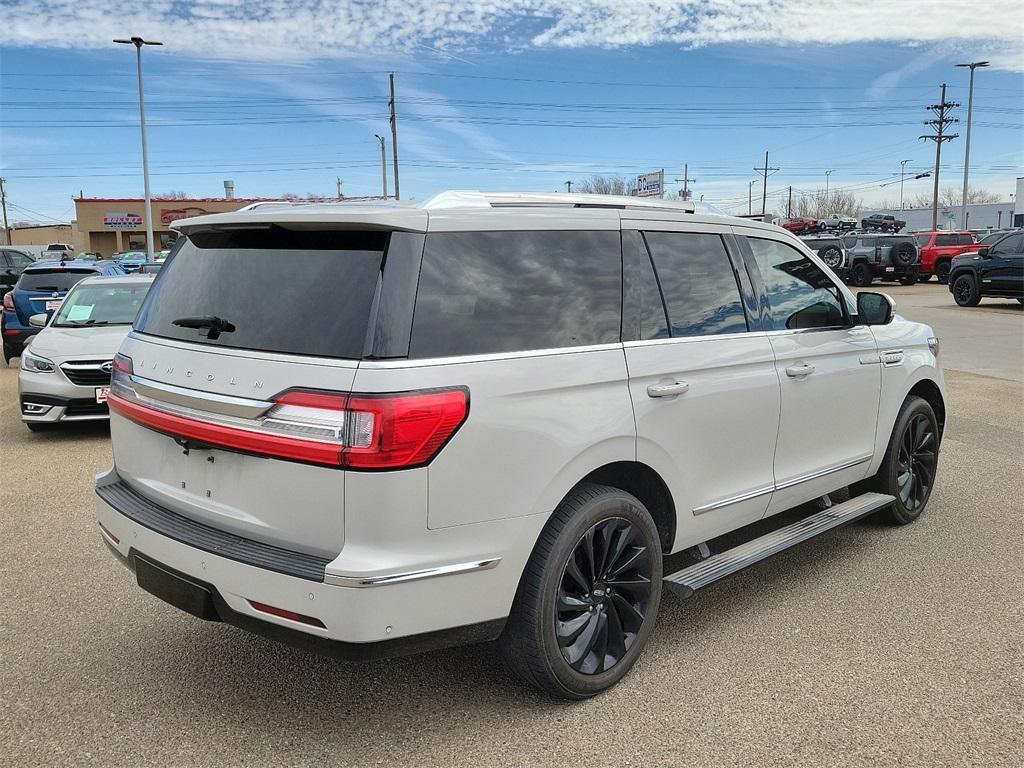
(18, 269, 97, 292)
(134, 229, 386, 359)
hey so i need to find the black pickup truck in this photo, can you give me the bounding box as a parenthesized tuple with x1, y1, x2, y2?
(860, 213, 906, 232)
(948, 231, 1024, 306)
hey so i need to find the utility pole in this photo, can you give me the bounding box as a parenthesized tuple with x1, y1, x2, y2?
(824, 169, 833, 210)
(956, 61, 989, 228)
(388, 73, 400, 201)
(565, 180, 573, 193)
(336, 177, 343, 200)
(754, 151, 779, 219)
(114, 36, 162, 258)
(748, 180, 756, 215)
(675, 164, 696, 201)
(787, 186, 793, 219)
(374, 134, 388, 199)
(920, 83, 959, 230)
(0, 178, 9, 245)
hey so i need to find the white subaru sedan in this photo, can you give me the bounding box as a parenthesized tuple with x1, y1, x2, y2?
(19, 274, 154, 430)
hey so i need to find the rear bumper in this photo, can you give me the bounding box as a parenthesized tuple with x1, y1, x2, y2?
(96, 468, 541, 653)
(872, 263, 919, 280)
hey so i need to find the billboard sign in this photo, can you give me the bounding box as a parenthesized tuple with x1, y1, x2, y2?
(635, 171, 664, 198)
(103, 212, 143, 229)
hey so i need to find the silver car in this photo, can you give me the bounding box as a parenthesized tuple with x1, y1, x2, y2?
(95, 192, 946, 698)
(19, 274, 155, 430)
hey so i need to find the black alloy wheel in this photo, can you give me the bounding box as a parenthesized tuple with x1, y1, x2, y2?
(896, 413, 937, 514)
(935, 260, 952, 284)
(555, 517, 653, 675)
(952, 274, 981, 306)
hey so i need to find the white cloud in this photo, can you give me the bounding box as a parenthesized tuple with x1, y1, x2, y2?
(2, 1, 1022, 70)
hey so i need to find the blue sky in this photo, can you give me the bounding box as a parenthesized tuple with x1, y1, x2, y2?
(1, 1, 1022, 224)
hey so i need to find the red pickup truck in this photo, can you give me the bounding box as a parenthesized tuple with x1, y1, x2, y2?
(915, 231, 978, 283)
(781, 218, 823, 235)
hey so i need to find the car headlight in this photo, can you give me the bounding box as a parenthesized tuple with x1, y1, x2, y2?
(21, 349, 56, 373)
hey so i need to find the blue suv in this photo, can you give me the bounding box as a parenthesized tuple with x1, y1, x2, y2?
(2, 259, 125, 363)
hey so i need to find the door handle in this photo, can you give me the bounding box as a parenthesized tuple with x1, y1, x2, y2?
(785, 363, 815, 378)
(647, 381, 690, 398)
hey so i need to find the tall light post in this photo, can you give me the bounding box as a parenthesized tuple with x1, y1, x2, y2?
(956, 61, 989, 229)
(899, 159, 912, 210)
(114, 36, 162, 258)
(824, 169, 834, 212)
(373, 134, 388, 200)
(748, 180, 756, 215)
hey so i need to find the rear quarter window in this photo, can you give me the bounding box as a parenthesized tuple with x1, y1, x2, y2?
(409, 230, 621, 358)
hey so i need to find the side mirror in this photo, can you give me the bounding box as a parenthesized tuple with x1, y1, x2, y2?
(977, 247, 990, 258)
(856, 292, 895, 326)
(29, 313, 49, 328)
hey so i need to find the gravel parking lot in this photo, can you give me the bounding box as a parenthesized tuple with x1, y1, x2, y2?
(1, 283, 1021, 768)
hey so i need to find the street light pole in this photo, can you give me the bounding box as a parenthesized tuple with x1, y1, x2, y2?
(899, 159, 912, 210)
(956, 61, 989, 229)
(114, 36, 162, 258)
(374, 134, 388, 199)
(825, 169, 833, 211)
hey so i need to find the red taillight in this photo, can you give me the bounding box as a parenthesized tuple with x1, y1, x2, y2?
(342, 390, 469, 469)
(248, 600, 326, 629)
(112, 353, 132, 375)
(108, 376, 469, 471)
(2, 291, 14, 312)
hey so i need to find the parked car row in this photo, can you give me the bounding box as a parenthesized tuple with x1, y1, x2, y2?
(798, 233, 920, 286)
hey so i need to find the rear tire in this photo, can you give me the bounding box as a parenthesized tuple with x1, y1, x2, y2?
(859, 396, 939, 525)
(935, 260, 951, 285)
(850, 262, 873, 287)
(898, 275, 917, 286)
(500, 483, 662, 699)
(818, 245, 843, 270)
(952, 274, 981, 306)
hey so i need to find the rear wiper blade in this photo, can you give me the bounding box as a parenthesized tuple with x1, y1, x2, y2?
(172, 315, 236, 339)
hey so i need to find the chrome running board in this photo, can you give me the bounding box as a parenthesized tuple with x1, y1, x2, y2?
(664, 492, 895, 599)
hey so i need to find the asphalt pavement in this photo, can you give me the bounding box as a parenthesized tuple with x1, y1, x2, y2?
(1, 281, 1021, 767)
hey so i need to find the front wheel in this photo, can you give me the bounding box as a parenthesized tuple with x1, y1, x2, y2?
(500, 483, 662, 699)
(859, 396, 940, 525)
(952, 274, 981, 306)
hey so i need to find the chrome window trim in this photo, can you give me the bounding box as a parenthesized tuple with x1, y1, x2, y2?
(360, 342, 624, 369)
(324, 558, 502, 588)
(692, 454, 874, 514)
(60, 360, 110, 370)
(622, 330, 768, 349)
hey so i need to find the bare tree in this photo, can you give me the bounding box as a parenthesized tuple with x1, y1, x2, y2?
(911, 185, 1001, 208)
(575, 175, 634, 196)
(153, 190, 189, 199)
(789, 188, 863, 219)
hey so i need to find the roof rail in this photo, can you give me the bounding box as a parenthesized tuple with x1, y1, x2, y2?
(420, 190, 696, 213)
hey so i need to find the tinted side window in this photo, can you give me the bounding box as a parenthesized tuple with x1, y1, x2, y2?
(992, 233, 1024, 255)
(915, 235, 931, 247)
(745, 238, 847, 331)
(8, 251, 34, 268)
(642, 232, 747, 338)
(936, 234, 958, 246)
(622, 230, 669, 341)
(957, 234, 974, 245)
(410, 230, 621, 358)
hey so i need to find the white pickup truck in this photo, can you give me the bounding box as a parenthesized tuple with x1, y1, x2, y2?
(823, 213, 857, 230)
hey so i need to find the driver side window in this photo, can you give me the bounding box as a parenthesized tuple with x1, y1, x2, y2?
(745, 237, 848, 331)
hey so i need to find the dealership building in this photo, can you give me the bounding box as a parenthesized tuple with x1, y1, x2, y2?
(71, 197, 276, 255)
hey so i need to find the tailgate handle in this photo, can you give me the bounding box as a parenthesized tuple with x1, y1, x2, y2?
(785, 363, 816, 378)
(647, 381, 690, 398)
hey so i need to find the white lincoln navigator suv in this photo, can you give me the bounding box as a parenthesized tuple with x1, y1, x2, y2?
(96, 192, 945, 698)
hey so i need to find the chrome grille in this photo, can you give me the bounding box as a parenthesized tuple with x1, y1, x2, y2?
(60, 360, 112, 387)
